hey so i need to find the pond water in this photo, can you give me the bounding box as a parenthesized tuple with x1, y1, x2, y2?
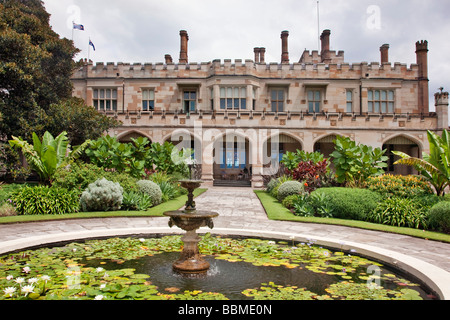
(0, 235, 437, 300)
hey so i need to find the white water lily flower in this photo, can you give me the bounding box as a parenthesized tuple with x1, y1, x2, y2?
(28, 278, 39, 284)
(41, 275, 51, 282)
(15, 277, 25, 284)
(21, 285, 34, 296)
(3, 287, 16, 297)
(96, 267, 104, 272)
(6, 275, 13, 281)
(22, 267, 31, 274)
(94, 295, 104, 300)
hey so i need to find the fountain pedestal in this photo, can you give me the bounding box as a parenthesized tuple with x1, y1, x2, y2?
(164, 180, 219, 275)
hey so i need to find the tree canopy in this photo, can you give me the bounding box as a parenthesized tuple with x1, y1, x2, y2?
(0, 0, 120, 142)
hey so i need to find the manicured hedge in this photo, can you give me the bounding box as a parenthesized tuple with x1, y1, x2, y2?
(311, 187, 381, 221)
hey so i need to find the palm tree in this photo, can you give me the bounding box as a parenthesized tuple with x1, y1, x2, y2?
(393, 130, 450, 196)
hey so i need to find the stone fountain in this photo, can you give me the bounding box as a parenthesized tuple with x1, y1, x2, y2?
(164, 163, 219, 275)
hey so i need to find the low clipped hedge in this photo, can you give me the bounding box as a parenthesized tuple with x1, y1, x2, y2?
(428, 201, 450, 234)
(11, 186, 80, 215)
(311, 187, 381, 221)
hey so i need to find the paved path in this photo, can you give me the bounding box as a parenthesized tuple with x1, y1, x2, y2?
(0, 187, 449, 273)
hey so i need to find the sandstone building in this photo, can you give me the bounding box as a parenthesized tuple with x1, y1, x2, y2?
(71, 29, 449, 188)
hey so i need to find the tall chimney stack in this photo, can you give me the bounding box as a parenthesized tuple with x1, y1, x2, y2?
(380, 44, 390, 64)
(254, 48, 260, 63)
(320, 29, 331, 64)
(416, 40, 429, 114)
(260, 47, 266, 63)
(179, 30, 189, 64)
(281, 31, 290, 64)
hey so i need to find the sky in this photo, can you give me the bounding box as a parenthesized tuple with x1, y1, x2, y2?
(42, 0, 450, 109)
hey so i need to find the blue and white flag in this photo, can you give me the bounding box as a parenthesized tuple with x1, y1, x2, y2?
(73, 22, 84, 31)
(89, 39, 96, 51)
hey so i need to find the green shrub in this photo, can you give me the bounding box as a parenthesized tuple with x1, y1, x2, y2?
(53, 162, 138, 193)
(137, 180, 162, 206)
(266, 178, 279, 194)
(365, 174, 433, 199)
(311, 188, 381, 221)
(292, 193, 334, 218)
(122, 191, 152, 211)
(428, 201, 450, 234)
(80, 178, 123, 212)
(282, 194, 302, 209)
(11, 186, 79, 215)
(269, 176, 293, 199)
(277, 181, 305, 202)
(367, 197, 429, 229)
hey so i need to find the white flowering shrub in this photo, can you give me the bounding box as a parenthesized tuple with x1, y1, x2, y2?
(80, 178, 123, 212)
(136, 180, 162, 206)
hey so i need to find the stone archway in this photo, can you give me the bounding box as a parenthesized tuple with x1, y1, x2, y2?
(117, 130, 152, 143)
(313, 134, 340, 159)
(383, 135, 421, 175)
(262, 133, 303, 176)
(212, 132, 252, 185)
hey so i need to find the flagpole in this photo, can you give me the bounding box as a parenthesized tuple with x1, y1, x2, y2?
(72, 21, 74, 42)
(88, 38, 90, 62)
(317, 1, 320, 51)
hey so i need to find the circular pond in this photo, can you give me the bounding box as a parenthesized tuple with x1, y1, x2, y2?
(0, 234, 437, 300)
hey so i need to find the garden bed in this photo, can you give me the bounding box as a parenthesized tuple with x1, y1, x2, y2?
(255, 190, 450, 244)
(0, 189, 207, 225)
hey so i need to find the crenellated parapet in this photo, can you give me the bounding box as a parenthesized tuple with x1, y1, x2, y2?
(72, 59, 420, 81)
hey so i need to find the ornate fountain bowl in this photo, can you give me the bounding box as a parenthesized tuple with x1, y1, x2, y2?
(163, 179, 219, 275)
(164, 210, 219, 275)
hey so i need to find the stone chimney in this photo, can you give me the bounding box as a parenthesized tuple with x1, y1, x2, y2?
(320, 29, 331, 64)
(254, 47, 266, 63)
(380, 44, 389, 64)
(260, 47, 266, 63)
(254, 48, 260, 63)
(416, 40, 429, 114)
(179, 30, 189, 64)
(435, 88, 449, 130)
(165, 54, 173, 64)
(281, 31, 290, 64)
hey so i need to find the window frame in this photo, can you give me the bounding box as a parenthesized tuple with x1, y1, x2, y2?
(220, 86, 247, 110)
(183, 90, 197, 113)
(141, 88, 155, 111)
(307, 89, 322, 113)
(270, 88, 285, 112)
(368, 89, 395, 114)
(346, 89, 353, 113)
(93, 88, 118, 112)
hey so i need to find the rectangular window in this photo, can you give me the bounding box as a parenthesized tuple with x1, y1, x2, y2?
(142, 89, 155, 111)
(307, 90, 321, 113)
(183, 90, 197, 113)
(93, 88, 118, 111)
(271, 89, 285, 112)
(368, 89, 395, 113)
(220, 87, 247, 110)
(346, 90, 353, 113)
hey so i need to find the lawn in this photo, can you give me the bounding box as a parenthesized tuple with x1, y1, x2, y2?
(254, 190, 450, 244)
(0, 188, 207, 224)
